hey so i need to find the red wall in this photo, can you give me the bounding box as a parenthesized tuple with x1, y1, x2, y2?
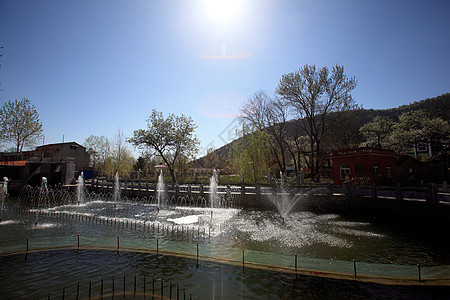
(332, 154, 397, 185)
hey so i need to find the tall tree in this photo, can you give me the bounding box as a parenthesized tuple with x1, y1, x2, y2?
(84, 135, 110, 173)
(285, 122, 312, 176)
(240, 90, 290, 173)
(276, 64, 357, 181)
(0, 98, 43, 153)
(105, 129, 134, 178)
(128, 110, 199, 182)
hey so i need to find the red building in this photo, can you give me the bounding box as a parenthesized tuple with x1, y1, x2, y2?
(329, 147, 399, 185)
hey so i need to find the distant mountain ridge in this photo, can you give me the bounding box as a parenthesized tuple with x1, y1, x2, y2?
(195, 93, 450, 166)
(360, 93, 450, 122)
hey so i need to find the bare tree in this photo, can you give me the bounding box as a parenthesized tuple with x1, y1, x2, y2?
(286, 122, 311, 176)
(240, 90, 290, 173)
(277, 64, 357, 181)
(84, 135, 110, 173)
(105, 129, 134, 178)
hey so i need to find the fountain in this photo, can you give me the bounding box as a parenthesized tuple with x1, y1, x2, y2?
(10, 179, 449, 266)
(35, 177, 49, 226)
(40, 176, 48, 195)
(77, 172, 85, 205)
(156, 170, 166, 208)
(209, 169, 219, 208)
(33, 176, 57, 227)
(269, 172, 310, 220)
(0, 177, 8, 222)
(1, 177, 8, 198)
(113, 172, 120, 202)
(1, 176, 449, 298)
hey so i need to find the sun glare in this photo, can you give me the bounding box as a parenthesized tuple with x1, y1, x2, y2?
(203, 0, 243, 25)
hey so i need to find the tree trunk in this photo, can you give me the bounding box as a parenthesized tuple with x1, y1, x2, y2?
(309, 136, 315, 181)
(279, 140, 287, 173)
(158, 151, 177, 183)
(315, 139, 321, 183)
(287, 144, 298, 177)
(268, 140, 284, 173)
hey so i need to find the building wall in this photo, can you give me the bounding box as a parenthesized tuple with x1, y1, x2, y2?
(33, 142, 90, 171)
(1, 142, 90, 187)
(331, 148, 398, 185)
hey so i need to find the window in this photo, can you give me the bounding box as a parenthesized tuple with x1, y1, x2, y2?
(340, 165, 351, 180)
(386, 165, 392, 178)
(373, 164, 379, 174)
(417, 143, 427, 152)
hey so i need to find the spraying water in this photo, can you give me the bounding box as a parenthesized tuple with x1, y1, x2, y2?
(113, 172, 120, 202)
(156, 170, 166, 208)
(0, 177, 8, 222)
(270, 192, 302, 220)
(268, 173, 310, 221)
(36, 177, 48, 226)
(41, 177, 48, 195)
(77, 172, 85, 205)
(209, 169, 219, 208)
(1, 177, 8, 198)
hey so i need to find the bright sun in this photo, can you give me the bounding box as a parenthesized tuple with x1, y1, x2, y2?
(203, 0, 243, 25)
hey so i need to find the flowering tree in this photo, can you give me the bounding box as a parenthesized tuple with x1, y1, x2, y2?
(129, 110, 199, 182)
(0, 98, 43, 153)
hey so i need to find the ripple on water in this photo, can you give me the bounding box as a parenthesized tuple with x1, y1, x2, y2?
(331, 227, 385, 238)
(32, 223, 59, 229)
(0, 220, 19, 225)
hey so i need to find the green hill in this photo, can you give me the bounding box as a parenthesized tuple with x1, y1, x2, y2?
(195, 93, 450, 167)
(359, 93, 450, 123)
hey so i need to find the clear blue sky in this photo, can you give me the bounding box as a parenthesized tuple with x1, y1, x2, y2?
(1, 0, 449, 157)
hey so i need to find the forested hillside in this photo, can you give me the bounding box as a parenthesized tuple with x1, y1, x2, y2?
(195, 93, 449, 167)
(359, 93, 450, 123)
